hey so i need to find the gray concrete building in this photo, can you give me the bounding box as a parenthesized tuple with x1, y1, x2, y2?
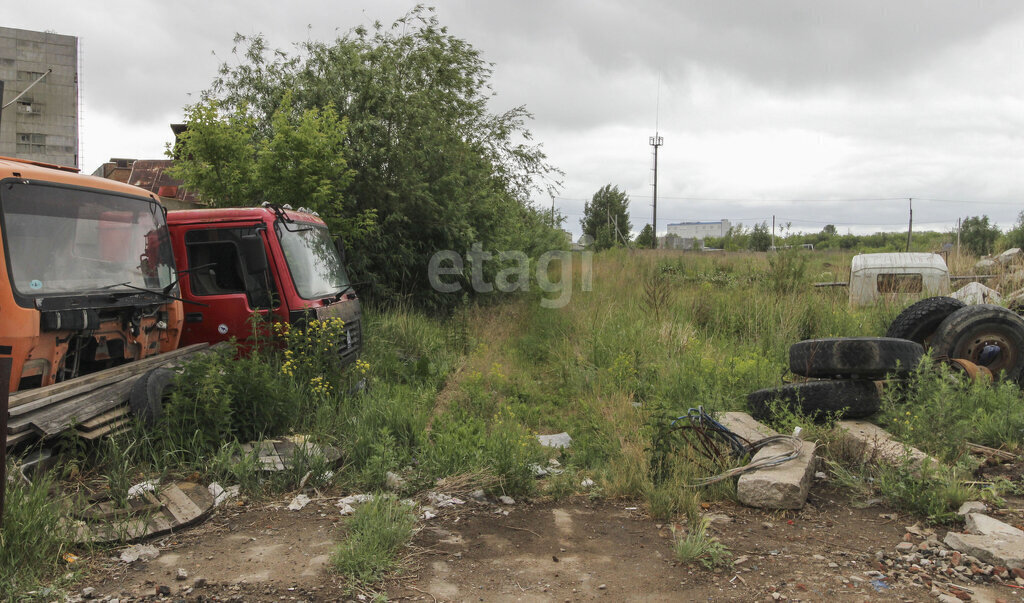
(0, 27, 78, 167)
(665, 219, 731, 240)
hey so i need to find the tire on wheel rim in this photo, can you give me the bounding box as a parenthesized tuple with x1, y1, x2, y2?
(129, 367, 176, 425)
(789, 337, 923, 379)
(930, 304, 1024, 384)
(747, 379, 882, 422)
(885, 296, 966, 346)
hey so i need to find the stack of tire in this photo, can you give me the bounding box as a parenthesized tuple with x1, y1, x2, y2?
(748, 297, 1024, 421)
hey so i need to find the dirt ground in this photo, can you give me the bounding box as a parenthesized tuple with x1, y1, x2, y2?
(77, 477, 1024, 603)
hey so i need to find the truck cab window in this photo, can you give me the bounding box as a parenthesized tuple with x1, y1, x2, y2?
(184, 228, 277, 309)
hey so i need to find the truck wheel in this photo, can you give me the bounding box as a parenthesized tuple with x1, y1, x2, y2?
(789, 337, 923, 379)
(930, 304, 1024, 384)
(129, 368, 176, 425)
(747, 380, 882, 421)
(885, 296, 966, 345)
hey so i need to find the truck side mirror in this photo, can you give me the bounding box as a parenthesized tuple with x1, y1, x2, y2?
(240, 234, 269, 275)
(333, 237, 346, 265)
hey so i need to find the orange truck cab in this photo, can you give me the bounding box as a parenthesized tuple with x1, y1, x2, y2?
(165, 205, 362, 363)
(0, 157, 184, 392)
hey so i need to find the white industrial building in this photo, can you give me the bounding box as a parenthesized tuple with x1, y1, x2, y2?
(0, 27, 79, 167)
(665, 219, 731, 240)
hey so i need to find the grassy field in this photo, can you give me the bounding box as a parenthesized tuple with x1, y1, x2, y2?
(3, 248, 1023, 595)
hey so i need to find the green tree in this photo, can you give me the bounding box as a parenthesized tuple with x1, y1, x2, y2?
(170, 92, 354, 218)
(821, 224, 837, 237)
(1002, 211, 1024, 250)
(178, 7, 564, 310)
(635, 224, 655, 248)
(749, 221, 771, 252)
(960, 215, 1000, 256)
(581, 185, 632, 250)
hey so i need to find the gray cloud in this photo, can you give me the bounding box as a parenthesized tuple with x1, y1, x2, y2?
(5, 1, 1022, 236)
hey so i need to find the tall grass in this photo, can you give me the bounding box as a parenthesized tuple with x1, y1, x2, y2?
(5, 247, 1011, 593)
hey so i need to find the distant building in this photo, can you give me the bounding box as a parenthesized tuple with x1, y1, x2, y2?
(92, 157, 202, 210)
(0, 27, 78, 167)
(666, 219, 731, 240)
(659, 234, 701, 250)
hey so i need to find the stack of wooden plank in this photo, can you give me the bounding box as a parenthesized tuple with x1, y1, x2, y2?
(6, 343, 209, 448)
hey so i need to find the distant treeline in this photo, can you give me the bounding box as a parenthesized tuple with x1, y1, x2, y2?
(704, 215, 1024, 256)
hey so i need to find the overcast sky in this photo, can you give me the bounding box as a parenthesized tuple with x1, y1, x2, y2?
(8, 1, 1024, 237)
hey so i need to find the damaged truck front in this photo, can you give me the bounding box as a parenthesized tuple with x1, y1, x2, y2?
(166, 204, 361, 364)
(0, 157, 183, 392)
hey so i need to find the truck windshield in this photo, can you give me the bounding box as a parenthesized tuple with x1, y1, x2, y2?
(0, 180, 175, 298)
(275, 220, 349, 299)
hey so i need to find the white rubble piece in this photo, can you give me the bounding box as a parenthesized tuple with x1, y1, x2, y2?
(119, 544, 160, 564)
(717, 412, 816, 510)
(536, 432, 572, 449)
(950, 282, 1002, 305)
(944, 513, 1024, 569)
(127, 481, 158, 499)
(974, 258, 999, 273)
(836, 420, 936, 469)
(287, 494, 311, 511)
(426, 492, 465, 508)
(208, 482, 240, 507)
(997, 247, 1023, 265)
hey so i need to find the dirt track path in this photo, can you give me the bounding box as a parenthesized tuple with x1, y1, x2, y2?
(78, 485, 1024, 602)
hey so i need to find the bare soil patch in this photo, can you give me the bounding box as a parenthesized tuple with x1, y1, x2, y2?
(76, 482, 1024, 602)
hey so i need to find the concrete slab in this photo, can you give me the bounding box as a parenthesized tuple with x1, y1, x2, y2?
(965, 513, 1024, 539)
(943, 531, 1024, 570)
(719, 412, 816, 510)
(836, 420, 936, 468)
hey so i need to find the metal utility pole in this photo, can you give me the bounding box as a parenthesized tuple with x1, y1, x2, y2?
(906, 198, 913, 252)
(649, 133, 663, 249)
(772, 215, 776, 250)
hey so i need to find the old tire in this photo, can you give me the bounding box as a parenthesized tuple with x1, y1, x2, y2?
(789, 337, 923, 379)
(930, 304, 1024, 383)
(747, 379, 882, 421)
(129, 367, 176, 425)
(885, 296, 966, 345)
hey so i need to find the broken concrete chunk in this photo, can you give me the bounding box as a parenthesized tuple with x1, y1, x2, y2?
(998, 247, 1023, 265)
(719, 412, 815, 510)
(836, 420, 936, 469)
(736, 438, 816, 510)
(498, 495, 515, 505)
(950, 282, 1001, 305)
(536, 432, 572, 449)
(718, 411, 778, 442)
(974, 258, 999, 273)
(943, 531, 1024, 570)
(957, 501, 986, 516)
(287, 494, 311, 511)
(964, 513, 1024, 538)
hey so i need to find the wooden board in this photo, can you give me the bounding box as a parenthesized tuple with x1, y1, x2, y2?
(76, 417, 131, 440)
(238, 436, 342, 471)
(9, 379, 134, 436)
(71, 481, 214, 544)
(8, 343, 208, 412)
(77, 405, 129, 430)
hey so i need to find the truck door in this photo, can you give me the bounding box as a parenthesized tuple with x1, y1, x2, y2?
(179, 226, 279, 346)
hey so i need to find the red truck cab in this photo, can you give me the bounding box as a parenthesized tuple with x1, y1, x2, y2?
(165, 204, 361, 363)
